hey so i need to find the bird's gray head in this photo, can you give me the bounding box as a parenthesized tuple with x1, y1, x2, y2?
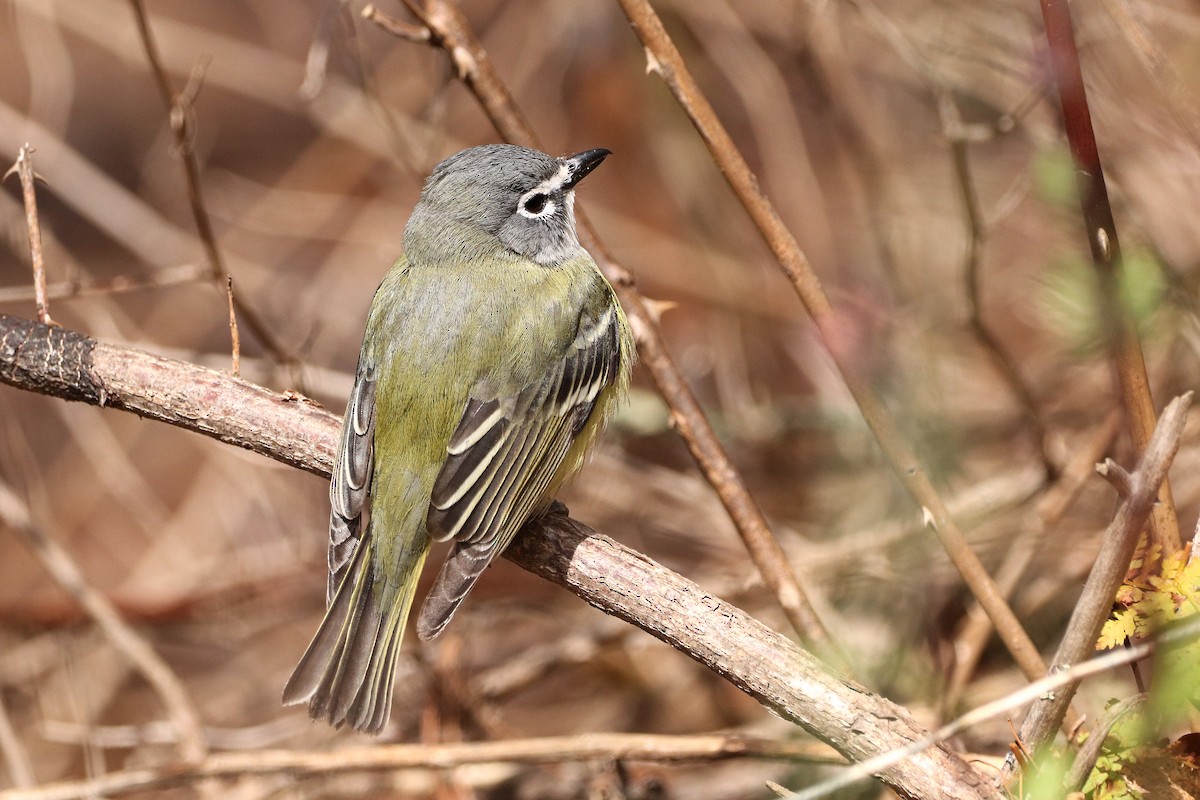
(407, 144, 609, 266)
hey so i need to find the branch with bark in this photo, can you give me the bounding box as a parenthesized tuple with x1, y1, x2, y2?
(0, 313, 1001, 799)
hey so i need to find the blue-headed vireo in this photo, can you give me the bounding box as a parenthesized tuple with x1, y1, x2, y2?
(283, 144, 633, 733)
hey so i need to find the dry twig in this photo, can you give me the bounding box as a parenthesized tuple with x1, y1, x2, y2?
(1009, 391, 1192, 777)
(0, 476, 207, 764)
(363, 1, 842, 665)
(225, 276, 240, 376)
(939, 93, 1054, 477)
(0, 732, 839, 800)
(0, 263, 209, 305)
(945, 412, 1121, 712)
(615, 0, 1049, 690)
(127, 0, 295, 370)
(4, 145, 54, 325)
(1037, 0, 1180, 553)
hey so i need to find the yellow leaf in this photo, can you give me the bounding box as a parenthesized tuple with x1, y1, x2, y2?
(1099, 608, 1137, 649)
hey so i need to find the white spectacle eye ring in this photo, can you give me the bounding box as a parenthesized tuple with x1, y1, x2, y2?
(518, 190, 556, 219)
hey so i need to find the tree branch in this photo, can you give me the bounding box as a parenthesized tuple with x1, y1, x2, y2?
(0, 313, 1000, 799)
(0, 315, 336, 476)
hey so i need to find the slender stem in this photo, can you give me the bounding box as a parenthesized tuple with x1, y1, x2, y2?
(1010, 392, 1191, 777)
(127, 0, 296, 371)
(0, 732, 840, 800)
(6, 145, 54, 325)
(225, 277, 240, 376)
(944, 412, 1120, 712)
(0, 263, 208, 304)
(614, 0, 1049, 689)
(939, 94, 1055, 478)
(1037, 0, 1180, 553)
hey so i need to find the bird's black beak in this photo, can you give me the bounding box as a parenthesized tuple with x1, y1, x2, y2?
(561, 148, 611, 191)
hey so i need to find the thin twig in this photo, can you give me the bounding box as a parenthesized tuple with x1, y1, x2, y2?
(1095, 458, 1134, 497)
(362, 1, 844, 666)
(39, 717, 304, 751)
(128, 0, 217, 277)
(1063, 694, 1144, 794)
(225, 276, 240, 376)
(300, 0, 339, 100)
(0, 732, 839, 800)
(337, 5, 424, 180)
(830, 2, 1053, 475)
(364, 2, 431, 42)
(1009, 391, 1192, 777)
(127, 0, 296, 370)
(1038, 0, 1181, 554)
(781, 616, 1199, 800)
(615, 0, 1048, 689)
(939, 93, 1055, 478)
(0, 478, 207, 764)
(5, 145, 54, 325)
(0, 314, 997, 800)
(944, 412, 1121, 713)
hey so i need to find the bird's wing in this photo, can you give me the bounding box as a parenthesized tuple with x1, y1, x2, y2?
(418, 303, 622, 637)
(325, 362, 376, 604)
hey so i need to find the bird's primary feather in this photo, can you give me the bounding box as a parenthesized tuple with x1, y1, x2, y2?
(418, 301, 624, 638)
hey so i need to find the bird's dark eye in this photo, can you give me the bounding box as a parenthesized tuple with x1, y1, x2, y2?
(522, 193, 548, 214)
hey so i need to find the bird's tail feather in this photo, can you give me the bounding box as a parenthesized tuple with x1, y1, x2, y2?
(416, 541, 495, 641)
(283, 529, 426, 734)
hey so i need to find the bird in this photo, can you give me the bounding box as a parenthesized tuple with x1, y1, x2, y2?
(282, 143, 633, 734)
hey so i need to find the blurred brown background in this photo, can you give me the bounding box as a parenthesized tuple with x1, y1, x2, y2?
(2, 0, 1200, 797)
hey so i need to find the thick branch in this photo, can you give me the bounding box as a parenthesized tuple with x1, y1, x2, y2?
(0, 314, 1000, 800)
(0, 315, 336, 476)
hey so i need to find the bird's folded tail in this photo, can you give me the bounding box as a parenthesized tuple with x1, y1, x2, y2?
(282, 529, 426, 734)
(416, 540, 497, 641)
